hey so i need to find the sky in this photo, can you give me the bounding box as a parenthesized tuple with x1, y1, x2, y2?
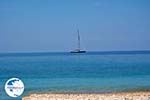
(0, 0, 150, 52)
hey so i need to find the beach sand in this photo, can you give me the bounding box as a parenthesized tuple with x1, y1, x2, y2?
(22, 92, 150, 100)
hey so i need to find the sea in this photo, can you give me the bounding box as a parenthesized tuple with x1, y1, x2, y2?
(0, 51, 150, 100)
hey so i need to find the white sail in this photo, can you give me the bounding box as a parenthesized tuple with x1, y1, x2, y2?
(70, 29, 86, 53)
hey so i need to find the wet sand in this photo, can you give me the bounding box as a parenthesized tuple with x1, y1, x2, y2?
(22, 92, 150, 100)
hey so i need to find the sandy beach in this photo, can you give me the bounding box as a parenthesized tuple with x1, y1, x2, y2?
(22, 92, 150, 100)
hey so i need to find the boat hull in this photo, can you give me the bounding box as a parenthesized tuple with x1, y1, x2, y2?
(70, 50, 86, 53)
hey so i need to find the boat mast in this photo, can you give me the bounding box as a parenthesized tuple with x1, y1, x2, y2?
(77, 29, 80, 50)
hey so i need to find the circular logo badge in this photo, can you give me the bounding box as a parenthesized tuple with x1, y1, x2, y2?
(5, 78, 24, 97)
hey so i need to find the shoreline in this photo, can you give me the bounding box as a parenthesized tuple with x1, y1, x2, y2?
(22, 91, 150, 100)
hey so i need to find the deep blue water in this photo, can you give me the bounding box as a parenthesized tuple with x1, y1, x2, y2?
(0, 51, 150, 100)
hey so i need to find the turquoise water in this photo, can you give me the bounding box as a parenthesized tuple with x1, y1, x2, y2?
(0, 51, 150, 100)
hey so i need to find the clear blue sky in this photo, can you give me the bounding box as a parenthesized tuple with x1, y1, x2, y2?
(0, 0, 149, 52)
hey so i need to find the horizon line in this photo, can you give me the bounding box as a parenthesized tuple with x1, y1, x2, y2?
(0, 50, 150, 54)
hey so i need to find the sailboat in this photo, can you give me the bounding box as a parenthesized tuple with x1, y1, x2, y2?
(70, 29, 86, 53)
